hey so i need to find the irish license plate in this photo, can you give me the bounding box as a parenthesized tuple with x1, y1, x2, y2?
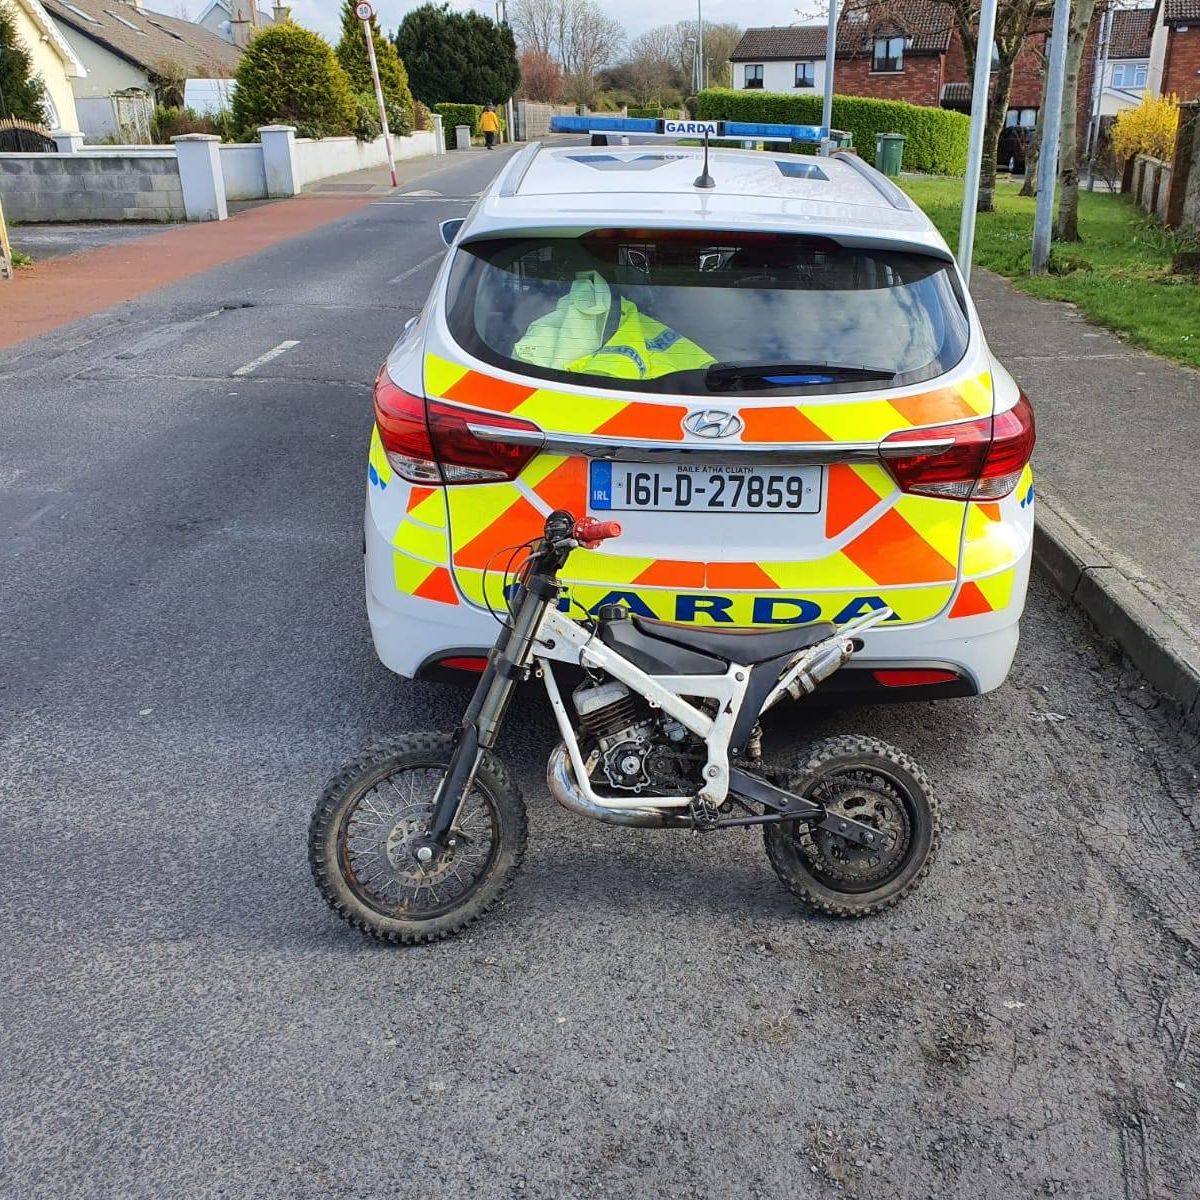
(589, 462, 822, 514)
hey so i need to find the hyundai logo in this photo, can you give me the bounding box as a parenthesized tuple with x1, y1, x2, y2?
(682, 409, 744, 439)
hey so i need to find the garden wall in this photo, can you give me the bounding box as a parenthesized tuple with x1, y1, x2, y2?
(0, 151, 183, 222)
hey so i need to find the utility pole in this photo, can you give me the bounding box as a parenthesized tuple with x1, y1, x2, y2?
(1085, 5, 1112, 191)
(356, 1, 397, 187)
(495, 0, 516, 142)
(1032, 0, 1071, 274)
(957, 0, 999, 285)
(697, 0, 705, 92)
(821, 0, 839, 152)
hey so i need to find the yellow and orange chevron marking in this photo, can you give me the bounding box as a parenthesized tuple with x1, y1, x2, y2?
(423, 354, 993, 444)
(374, 359, 1027, 626)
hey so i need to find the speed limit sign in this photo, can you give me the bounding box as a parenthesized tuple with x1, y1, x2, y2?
(355, 1, 373, 17)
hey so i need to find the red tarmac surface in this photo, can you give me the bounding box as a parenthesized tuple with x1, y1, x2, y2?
(0, 195, 374, 351)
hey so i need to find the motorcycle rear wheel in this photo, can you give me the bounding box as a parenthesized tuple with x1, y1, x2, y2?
(763, 735, 938, 918)
(308, 732, 527, 944)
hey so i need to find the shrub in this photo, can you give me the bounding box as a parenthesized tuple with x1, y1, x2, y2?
(352, 93, 414, 142)
(628, 106, 684, 120)
(694, 87, 971, 175)
(336, 0, 413, 137)
(232, 23, 356, 140)
(150, 105, 220, 143)
(413, 100, 431, 132)
(1111, 94, 1180, 165)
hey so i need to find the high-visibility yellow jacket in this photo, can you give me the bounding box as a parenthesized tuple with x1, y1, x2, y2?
(479, 110, 500, 133)
(512, 271, 714, 381)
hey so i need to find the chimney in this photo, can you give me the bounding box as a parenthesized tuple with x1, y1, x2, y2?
(229, 0, 254, 46)
(272, 3, 291, 22)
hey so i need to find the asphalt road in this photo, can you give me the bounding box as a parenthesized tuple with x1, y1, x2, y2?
(2, 148, 1198, 1200)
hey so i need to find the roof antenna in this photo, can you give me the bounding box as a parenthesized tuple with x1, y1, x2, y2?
(693, 129, 716, 190)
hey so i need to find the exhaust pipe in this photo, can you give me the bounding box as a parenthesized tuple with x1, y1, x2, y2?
(546, 744, 674, 828)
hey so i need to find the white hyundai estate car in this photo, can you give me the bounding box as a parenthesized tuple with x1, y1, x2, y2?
(364, 140, 1035, 703)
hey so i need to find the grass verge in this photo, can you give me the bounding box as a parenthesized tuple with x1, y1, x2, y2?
(898, 174, 1200, 371)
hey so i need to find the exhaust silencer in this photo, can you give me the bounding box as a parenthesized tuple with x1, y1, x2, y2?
(546, 744, 673, 828)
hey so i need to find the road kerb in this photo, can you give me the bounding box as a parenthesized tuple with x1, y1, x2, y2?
(1033, 493, 1200, 720)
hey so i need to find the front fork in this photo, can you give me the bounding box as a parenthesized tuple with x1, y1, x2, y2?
(425, 579, 553, 848)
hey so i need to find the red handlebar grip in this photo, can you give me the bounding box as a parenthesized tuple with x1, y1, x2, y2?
(574, 517, 622, 544)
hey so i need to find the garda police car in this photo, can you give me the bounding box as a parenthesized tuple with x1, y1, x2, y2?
(366, 119, 1035, 703)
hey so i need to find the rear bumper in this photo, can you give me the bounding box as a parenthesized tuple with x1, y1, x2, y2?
(367, 501, 1030, 699)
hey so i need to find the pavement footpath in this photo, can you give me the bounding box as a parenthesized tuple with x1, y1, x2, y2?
(971, 268, 1200, 719)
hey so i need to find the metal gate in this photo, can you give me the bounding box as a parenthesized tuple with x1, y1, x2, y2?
(0, 118, 56, 153)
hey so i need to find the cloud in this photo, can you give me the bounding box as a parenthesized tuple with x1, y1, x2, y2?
(147, 0, 803, 46)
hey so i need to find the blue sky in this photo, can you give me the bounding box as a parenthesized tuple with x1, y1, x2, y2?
(145, 0, 806, 43)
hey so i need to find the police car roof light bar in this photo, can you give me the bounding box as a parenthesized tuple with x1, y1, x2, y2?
(548, 115, 835, 145)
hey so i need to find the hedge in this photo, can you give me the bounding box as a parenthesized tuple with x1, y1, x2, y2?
(434, 102, 507, 149)
(694, 88, 970, 175)
(628, 106, 684, 119)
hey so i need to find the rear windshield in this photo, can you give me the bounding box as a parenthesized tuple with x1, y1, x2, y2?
(444, 230, 969, 396)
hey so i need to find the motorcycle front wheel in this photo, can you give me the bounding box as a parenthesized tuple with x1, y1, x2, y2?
(763, 735, 939, 918)
(308, 732, 527, 944)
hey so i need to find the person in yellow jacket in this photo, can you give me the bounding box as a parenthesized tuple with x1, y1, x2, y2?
(480, 104, 500, 150)
(513, 271, 714, 382)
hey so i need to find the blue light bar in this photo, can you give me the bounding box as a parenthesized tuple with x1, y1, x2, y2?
(547, 115, 832, 144)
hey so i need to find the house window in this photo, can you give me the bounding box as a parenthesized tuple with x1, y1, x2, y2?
(873, 36, 905, 72)
(795, 62, 815, 88)
(744, 63, 764, 89)
(1005, 107, 1038, 128)
(1112, 63, 1148, 89)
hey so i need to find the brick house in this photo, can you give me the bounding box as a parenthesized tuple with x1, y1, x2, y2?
(1150, 0, 1200, 100)
(730, 1, 1109, 137)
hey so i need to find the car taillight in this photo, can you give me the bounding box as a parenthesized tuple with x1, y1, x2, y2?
(373, 367, 541, 485)
(880, 393, 1035, 501)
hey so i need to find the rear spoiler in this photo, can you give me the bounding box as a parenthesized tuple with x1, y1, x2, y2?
(549, 115, 852, 151)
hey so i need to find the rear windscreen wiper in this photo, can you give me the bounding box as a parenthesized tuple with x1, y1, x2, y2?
(706, 361, 897, 390)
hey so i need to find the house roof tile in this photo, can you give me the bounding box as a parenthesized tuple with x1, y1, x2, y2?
(1108, 7, 1155, 57)
(730, 26, 828, 61)
(1163, 0, 1200, 23)
(42, 0, 242, 78)
(836, 0, 955, 56)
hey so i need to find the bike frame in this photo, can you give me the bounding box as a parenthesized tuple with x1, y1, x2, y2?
(423, 523, 890, 852)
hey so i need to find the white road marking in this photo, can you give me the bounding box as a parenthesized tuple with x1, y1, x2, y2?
(233, 340, 299, 376)
(402, 188, 442, 196)
(387, 252, 444, 286)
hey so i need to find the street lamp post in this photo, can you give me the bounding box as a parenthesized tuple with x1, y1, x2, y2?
(957, 0, 999, 285)
(697, 0, 705, 92)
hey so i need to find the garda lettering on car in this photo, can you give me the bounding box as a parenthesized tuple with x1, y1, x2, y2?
(661, 119, 720, 137)
(556, 589, 903, 626)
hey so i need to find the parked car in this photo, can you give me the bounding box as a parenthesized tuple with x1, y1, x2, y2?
(364, 141, 1035, 705)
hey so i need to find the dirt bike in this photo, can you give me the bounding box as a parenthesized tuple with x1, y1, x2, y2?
(309, 510, 939, 943)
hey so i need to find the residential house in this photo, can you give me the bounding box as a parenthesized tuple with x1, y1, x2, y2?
(729, 26, 829, 96)
(5, 0, 87, 130)
(731, 2, 1110, 139)
(195, 0, 288, 49)
(1100, 6, 1155, 114)
(1150, 0, 1200, 100)
(42, 0, 241, 140)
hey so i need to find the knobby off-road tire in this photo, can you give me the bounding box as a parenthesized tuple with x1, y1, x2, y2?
(308, 732, 527, 944)
(763, 735, 939, 918)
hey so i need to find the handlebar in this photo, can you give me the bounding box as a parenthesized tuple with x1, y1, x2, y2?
(573, 517, 622, 548)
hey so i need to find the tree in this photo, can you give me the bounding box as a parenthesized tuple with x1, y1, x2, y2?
(231, 22, 356, 138)
(669, 20, 741, 90)
(519, 48, 564, 102)
(336, 0, 414, 134)
(836, 0, 1047, 213)
(509, 0, 623, 100)
(1054, 0, 1100, 242)
(395, 3, 520, 108)
(945, 0, 1050, 212)
(627, 27, 679, 106)
(0, 1, 49, 124)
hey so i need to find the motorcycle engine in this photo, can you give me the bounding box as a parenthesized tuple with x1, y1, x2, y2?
(572, 678, 705, 794)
